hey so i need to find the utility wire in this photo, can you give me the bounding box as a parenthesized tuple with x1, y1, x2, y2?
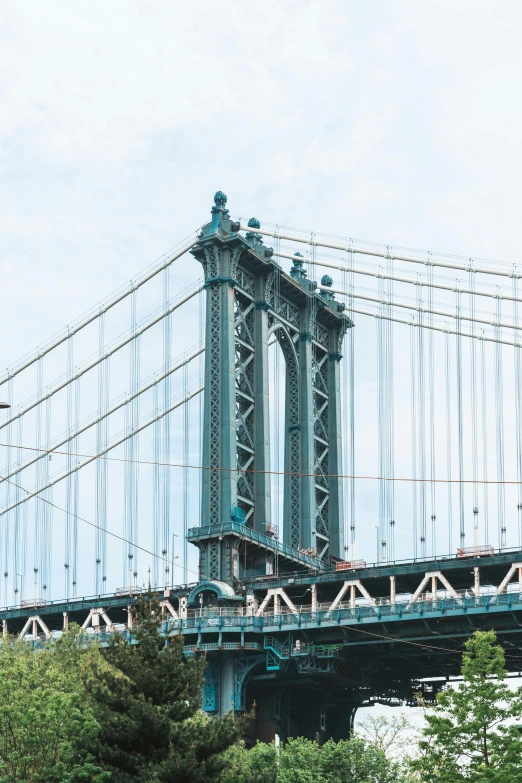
(5, 442, 522, 484)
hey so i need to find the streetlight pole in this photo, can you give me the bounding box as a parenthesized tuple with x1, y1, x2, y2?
(374, 525, 379, 564)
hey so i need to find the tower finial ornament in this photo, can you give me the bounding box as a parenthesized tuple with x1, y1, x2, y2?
(246, 217, 263, 246)
(320, 274, 335, 302)
(290, 251, 307, 281)
(214, 191, 227, 208)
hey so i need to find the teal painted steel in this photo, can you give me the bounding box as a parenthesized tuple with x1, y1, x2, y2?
(187, 520, 324, 570)
(189, 193, 351, 583)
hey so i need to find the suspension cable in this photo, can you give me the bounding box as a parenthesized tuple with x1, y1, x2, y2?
(243, 224, 522, 279)
(0, 285, 203, 432)
(0, 238, 199, 387)
(1, 347, 203, 485)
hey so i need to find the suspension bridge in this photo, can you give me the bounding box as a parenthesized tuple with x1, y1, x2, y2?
(2, 191, 522, 741)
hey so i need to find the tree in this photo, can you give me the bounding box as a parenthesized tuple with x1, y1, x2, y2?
(220, 741, 278, 783)
(357, 713, 420, 760)
(220, 736, 402, 783)
(92, 591, 242, 782)
(0, 633, 108, 783)
(411, 630, 522, 782)
(309, 736, 402, 783)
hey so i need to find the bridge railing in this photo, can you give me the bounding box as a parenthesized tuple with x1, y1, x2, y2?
(15, 590, 522, 644)
(168, 591, 522, 631)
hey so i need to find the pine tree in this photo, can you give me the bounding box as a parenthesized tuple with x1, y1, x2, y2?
(92, 591, 241, 782)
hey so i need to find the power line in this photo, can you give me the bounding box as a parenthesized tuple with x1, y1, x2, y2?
(4, 441, 522, 485)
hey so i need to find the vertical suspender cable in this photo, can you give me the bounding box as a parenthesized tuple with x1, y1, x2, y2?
(65, 338, 73, 598)
(416, 281, 427, 559)
(455, 292, 465, 549)
(376, 298, 384, 562)
(124, 288, 140, 589)
(480, 334, 489, 544)
(162, 267, 171, 586)
(3, 380, 12, 604)
(387, 250, 395, 561)
(445, 330, 453, 553)
(3, 379, 12, 605)
(469, 271, 479, 549)
(34, 356, 44, 604)
(153, 382, 161, 586)
(342, 262, 349, 558)
(199, 289, 204, 531)
(95, 313, 109, 594)
(347, 253, 355, 560)
(42, 391, 52, 598)
(13, 412, 24, 607)
(410, 322, 418, 559)
(183, 360, 189, 582)
(494, 293, 506, 548)
(102, 347, 109, 592)
(428, 260, 436, 556)
(513, 276, 522, 547)
(71, 362, 80, 598)
(95, 314, 103, 593)
(64, 335, 80, 598)
(132, 291, 140, 587)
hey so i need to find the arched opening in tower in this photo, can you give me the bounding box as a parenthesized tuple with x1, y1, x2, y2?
(268, 339, 286, 546)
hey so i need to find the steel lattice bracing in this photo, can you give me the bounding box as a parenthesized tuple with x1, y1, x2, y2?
(191, 193, 352, 582)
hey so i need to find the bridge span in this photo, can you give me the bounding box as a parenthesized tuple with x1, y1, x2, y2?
(4, 549, 522, 741)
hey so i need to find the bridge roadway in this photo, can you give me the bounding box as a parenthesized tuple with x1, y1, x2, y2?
(3, 550, 522, 741)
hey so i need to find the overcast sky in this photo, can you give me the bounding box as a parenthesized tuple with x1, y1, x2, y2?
(3, 0, 522, 358)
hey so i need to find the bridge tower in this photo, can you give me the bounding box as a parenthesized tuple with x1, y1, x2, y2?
(188, 193, 352, 585)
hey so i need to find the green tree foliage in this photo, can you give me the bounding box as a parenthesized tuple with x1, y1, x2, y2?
(221, 740, 278, 783)
(0, 632, 109, 783)
(220, 736, 402, 783)
(411, 630, 522, 782)
(92, 592, 242, 782)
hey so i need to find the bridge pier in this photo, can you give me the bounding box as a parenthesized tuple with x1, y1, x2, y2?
(200, 648, 362, 744)
(220, 657, 234, 716)
(245, 677, 359, 744)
